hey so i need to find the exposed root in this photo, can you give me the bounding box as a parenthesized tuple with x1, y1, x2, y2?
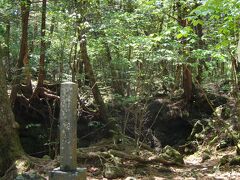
(30, 87, 59, 101)
(1, 155, 30, 180)
(77, 138, 183, 168)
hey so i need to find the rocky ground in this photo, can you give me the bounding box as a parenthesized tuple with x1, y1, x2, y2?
(6, 137, 239, 180)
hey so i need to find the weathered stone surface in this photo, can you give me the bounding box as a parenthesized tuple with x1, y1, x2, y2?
(59, 82, 78, 171)
(125, 177, 137, 180)
(49, 82, 86, 180)
(15, 171, 45, 180)
(49, 167, 86, 180)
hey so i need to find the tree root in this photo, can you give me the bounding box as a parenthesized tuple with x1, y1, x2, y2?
(1, 155, 30, 180)
(1, 155, 55, 180)
(108, 149, 181, 166)
(77, 139, 183, 167)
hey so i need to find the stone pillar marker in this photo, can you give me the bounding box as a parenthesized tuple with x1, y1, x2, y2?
(49, 82, 86, 180)
(60, 82, 78, 171)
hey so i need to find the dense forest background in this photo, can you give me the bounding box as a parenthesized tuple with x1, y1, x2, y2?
(0, 0, 240, 179)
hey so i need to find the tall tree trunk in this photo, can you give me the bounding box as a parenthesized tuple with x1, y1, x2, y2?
(30, 9, 38, 54)
(183, 64, 193, 101)
(30, 0, 48, 101)
(59, 43, 65, 82)
(235, 38, 240, 131)
(231, 51, 238, 97)
(4, 21, 11, 80)
(76, 23, 84, 87)
(70, 25, 79, 83)
(80, 35, 109, 124)
(71, 42, 78, 82)
(126, 45, 132, 96)
(10, 0, 32, 107)
(36, 0, 47, 87)
(0, 59, 24, 176)
(176, 1, 193, 102)
(174, 65, 182, 90)
(195, 22, 205, 83)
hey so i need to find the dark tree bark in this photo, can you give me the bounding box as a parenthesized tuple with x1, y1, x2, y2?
(0, 59, 24, 176)
(10, 0, 32, 107)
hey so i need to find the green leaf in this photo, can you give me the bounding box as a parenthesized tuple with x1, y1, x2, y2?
(176, 33, 183, 39)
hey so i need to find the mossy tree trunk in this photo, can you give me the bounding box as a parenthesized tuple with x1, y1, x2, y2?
(0, 59, 24, 176)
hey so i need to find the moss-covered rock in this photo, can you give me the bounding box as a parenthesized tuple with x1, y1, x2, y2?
(161, 145, 184, 165)
(229, 156, 240, 166)
(103, 163, 125, 179)
(219, 155, 230, 166)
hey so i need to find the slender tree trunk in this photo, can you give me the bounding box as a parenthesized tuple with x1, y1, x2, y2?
(77, 0, 112, 129)
(174, 65, 182, 90)
(231, 54, 238, 97)
(126, 45, 132, 96)
(36, 0, 47, 87)
(59, 43, 65, 82)
(4, 21, 11, 80)
(10, 0, 31, 107)
(176, 1, 193, 102)
(30, 10, 38, 54)
(30, 0, 47, 101)
(195, 22, 205, 83)
(80, 35, 109, 124)
(30, 0, 58, 102)
(76, 24, 84, 87)
(71, 42, 78, 82)
(104, 41, 124, 96)
(183, 64, 193, 101)
(235, 38, 240, 131)
(70, 25, 79, 83)
(0, 59, 24, 176)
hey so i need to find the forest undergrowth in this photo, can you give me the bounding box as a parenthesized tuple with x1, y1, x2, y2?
(2, 80, 240, 180)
